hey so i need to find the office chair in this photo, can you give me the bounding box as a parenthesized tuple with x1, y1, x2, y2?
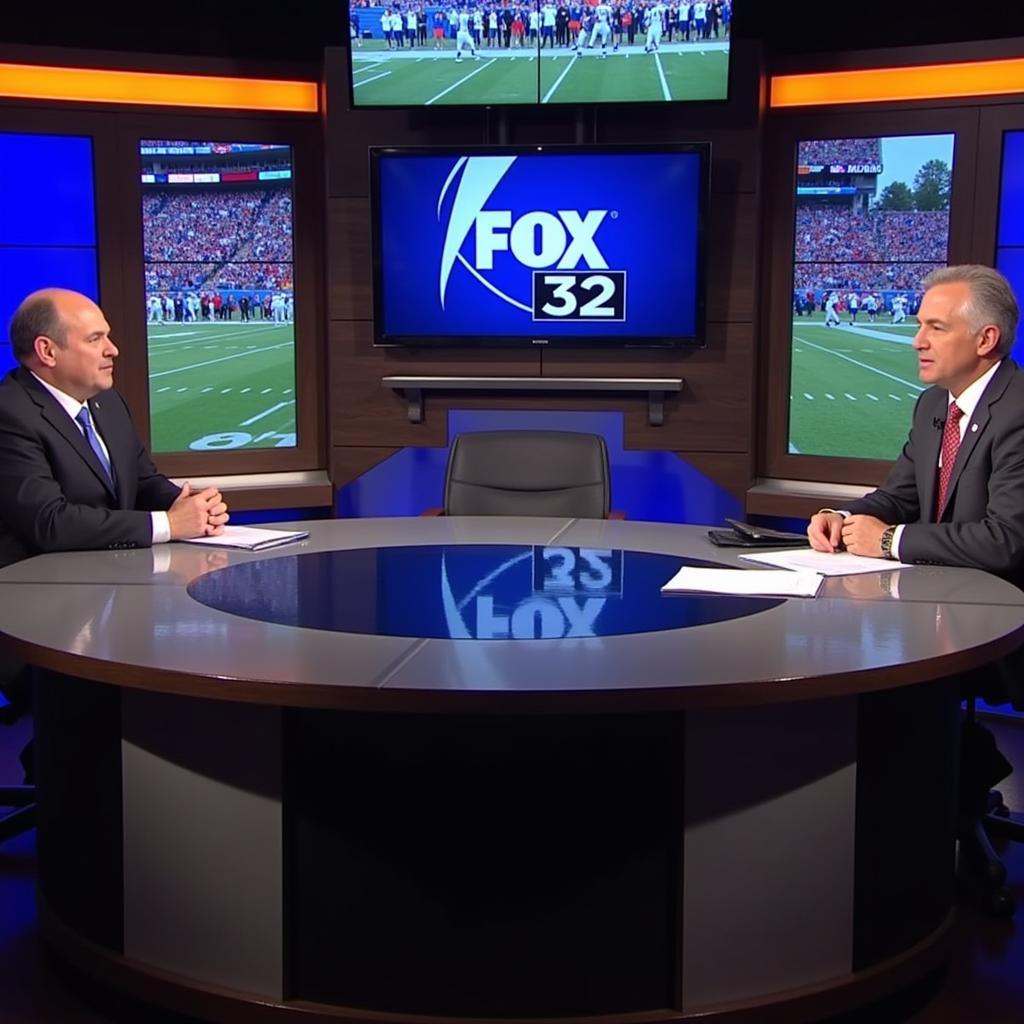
(958, 694, 1024, 917)
(0, 661, 35, 844)
(433, 430, 621, 519)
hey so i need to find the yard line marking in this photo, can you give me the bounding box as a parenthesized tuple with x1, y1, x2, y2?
(802, 393, 814, 400)
(541, 51, 579, 103)
(353, 71, 392, 88)
(283, 388, 293, 394)
(794, 336, 925, 393)
(156, 386, 171, 393)
(261, 388, 272, 394)
(889, 394, 902, 400)
(844, 393, 857, 400)
(654, 53, 671, 100)
(148, 342, 293, 379)
(201, 387, 214, 392)
(147, 331, 197, 338)
(824, 393, 835, 400)
(425, 59, 497, 105)
(221, 388, 232, 394)
(866, 393, 879, 401)
(176, 387, 188, 392)
(240, 400, 295, 426)
(241, 387, 252, 393)
(353, 61, 384, 74)
(149, 324, 282, 349)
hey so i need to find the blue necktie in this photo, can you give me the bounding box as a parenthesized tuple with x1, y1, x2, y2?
(76, 406, 113, 484)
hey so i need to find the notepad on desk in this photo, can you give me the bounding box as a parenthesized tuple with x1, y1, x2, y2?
(661, 566, 823, 598)
(182, 526, 309, 551)
(739, 548, 912, 576)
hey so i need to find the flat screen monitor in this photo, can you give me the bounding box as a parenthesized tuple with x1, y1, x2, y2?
(370, 143, 709, 348)
(347, 3, 734, 107)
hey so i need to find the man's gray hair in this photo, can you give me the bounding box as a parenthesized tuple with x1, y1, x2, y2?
(923, 264, 1019, 357)
(9, 293, 66, 363)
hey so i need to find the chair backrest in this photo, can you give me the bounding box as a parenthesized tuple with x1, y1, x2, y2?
(444, 430, 611, 518)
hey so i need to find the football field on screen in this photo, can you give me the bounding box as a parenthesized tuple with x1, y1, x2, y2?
(789, 317, 922, 460)
(351, 43, 729, 105)
(147, 321, 296, 453)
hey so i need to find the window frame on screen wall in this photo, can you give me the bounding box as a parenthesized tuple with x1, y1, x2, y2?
(110, 110, 324, 478)
(759, 105, 981, 487)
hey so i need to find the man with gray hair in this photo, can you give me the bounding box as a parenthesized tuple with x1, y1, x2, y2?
(808, 264, 1024, 573)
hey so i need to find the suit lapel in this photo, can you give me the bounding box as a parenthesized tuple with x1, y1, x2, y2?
(17, 369, 118, 500)
(941, 360, 1015, 520)
(86, 397, 123, 504)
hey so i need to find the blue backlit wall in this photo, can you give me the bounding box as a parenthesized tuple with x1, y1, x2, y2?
(336, 410, 742, 526)
(0, 133, 99, 375)
(996, 130, 1024, 366)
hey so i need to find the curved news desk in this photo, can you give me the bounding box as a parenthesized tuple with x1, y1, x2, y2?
(2, 517, 1023, 1024)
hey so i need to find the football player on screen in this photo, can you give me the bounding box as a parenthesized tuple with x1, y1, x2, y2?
(455, 9, 480, 61)
(644, 2, 666, 52)
(578, 1, 613, 56)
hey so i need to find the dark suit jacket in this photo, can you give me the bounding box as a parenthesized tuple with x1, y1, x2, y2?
(0, 367, 181, 568)
(847, 358, 1024, 579)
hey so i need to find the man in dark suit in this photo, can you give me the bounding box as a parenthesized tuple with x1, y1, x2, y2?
(808, 264, 1024, 575)
(808, 265, 1024, 909)
(0, 288, 229, 570)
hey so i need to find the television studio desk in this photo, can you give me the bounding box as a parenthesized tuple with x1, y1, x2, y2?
(2, 516, 1024, 1024)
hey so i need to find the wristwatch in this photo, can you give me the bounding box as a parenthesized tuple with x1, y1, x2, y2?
(879, 525, 896, 559)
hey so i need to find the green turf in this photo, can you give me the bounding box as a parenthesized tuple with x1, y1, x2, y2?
(147, 320, 296, 453)
(789, 316, 922, 460)
(351, 40, 729, 105)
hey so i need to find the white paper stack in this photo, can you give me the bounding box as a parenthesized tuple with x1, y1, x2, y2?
(739, 548, 912, 576)
(661, 566, 823, 598)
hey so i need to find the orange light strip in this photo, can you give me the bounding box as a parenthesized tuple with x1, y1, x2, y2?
(771, 57, 1024, 108)
(0, 63, 318, 113)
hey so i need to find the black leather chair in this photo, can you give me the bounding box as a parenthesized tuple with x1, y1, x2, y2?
(438, 430, 618, 519)
(958, 694, 1024, 916)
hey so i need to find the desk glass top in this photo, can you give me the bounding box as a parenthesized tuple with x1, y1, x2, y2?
(186, 544, 782, 640)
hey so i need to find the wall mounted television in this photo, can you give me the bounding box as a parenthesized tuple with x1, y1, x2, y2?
(371, 143, 710, 348)
(347, 3, 734, 107)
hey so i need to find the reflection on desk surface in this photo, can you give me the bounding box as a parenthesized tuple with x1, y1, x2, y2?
(186, 544, 784, 640)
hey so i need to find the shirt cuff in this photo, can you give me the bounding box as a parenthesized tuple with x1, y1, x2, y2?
(151, 511, 171, 545)
(890, 524, 906, 560)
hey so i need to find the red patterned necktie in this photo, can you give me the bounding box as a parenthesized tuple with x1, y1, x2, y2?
(936, 402, 964, 518)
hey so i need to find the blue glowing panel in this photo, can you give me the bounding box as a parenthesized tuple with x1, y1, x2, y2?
(995, 249, 1024, 366)
(335, 409, 742, 525)
(188, 546, 782, 641)
(0, 344, 15, 377)
(0, 247, 99, 346)
(0, 134, 96, 246)
(374, 148, 705, 345)
(998, 132, 1024, 247)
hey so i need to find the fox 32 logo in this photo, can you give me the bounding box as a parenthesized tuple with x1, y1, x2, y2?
(437, 156, 626, 325)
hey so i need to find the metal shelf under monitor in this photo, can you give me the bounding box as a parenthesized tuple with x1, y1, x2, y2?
(381, 376, 684, 426)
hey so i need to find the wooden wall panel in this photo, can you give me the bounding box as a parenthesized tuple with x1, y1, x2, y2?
(542, 324, 754, 453)
(325, 43, 765, 503)
(327, 198, 372, 321)
(330, 321, 539, 448)
(707, 192, 757, 323)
